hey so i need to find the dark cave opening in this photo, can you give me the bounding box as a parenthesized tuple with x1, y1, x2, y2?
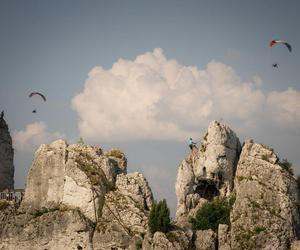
(194, 179, 220, 201)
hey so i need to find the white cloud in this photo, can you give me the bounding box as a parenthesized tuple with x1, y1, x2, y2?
(267, 87, 300, 128)
(72, 48, 299, 141)
(12, 122, 64, 152)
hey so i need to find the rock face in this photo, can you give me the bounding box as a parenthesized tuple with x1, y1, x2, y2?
(2, 121, 300, 250)
(175, 120, 241, 220)
(94, 172, 153, 250)
(20, 140, 127, 222)
(0, 207, 94, 250)
(230, 140, 300, 250)
(194, 229, 217, 250)
(0, 115, 14, 191)
(0, 139, 155, 250)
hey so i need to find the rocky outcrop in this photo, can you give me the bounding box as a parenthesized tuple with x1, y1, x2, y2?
(142, 230, 192, 250)
(0, 115, 14, 191)
(2, 120, 300, 250)
(94, 172, 153, 250)
(0, 208, 94, 250)
(230, 140, 300, 250)
(0, 139, 154, 250)
(194, 229, 217, 250)
(20, 140, 127, 222)
(175, 120, 241, 220)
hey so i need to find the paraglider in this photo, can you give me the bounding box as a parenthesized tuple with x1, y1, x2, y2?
(269, 40, 292, 52)
(29, 91, 46, 113)
(29, 92, 46, 101)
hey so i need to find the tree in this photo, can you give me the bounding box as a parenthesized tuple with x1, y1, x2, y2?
(148, 199, 171, 234)
(190, 197, 233, 231)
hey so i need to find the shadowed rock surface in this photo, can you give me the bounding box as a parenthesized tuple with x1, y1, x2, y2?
(0, 115, 14, 191)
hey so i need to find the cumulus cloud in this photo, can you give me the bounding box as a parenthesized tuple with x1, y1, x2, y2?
(12, 122, 64, 152)
(72, 48, 300, 141)
(267, 87, 300, 128)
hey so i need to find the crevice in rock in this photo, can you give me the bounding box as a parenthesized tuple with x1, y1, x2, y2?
(194, 179, 220, 201)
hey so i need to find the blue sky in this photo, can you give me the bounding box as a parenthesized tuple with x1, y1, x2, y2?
(1, 0, 300, 216)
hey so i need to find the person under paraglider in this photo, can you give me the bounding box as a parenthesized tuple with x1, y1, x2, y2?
(29, 91, 46, 114)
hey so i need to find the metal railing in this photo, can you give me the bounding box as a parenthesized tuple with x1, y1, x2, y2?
(0, 190, 25, 205)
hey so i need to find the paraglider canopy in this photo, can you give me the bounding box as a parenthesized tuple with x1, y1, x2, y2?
(29, 92, 46, 101)
(269, 40, 292, 52)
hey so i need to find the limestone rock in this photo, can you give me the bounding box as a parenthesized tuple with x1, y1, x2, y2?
(116, 172, 153, 210)
(175, 120, 241, 221)
(218, 224, 231, 250)
(175, 159, 195, 218)
(193, 120, 241, 197)
(93, 172, 153, 250)
(0, 209, 94, 250)
(230, 140, 300, 250)
(0, 116, 14, 191)
(20, 140, 127, 222)
(291, 241, 300, 250)
(194, 229, 217, 250)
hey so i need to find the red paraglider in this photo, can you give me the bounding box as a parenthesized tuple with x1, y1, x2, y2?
(269, 40, 292, 52)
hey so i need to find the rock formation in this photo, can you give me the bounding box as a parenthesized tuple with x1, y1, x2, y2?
(0, 114, 14, 191)
(174, 121, 300, 249)
(1, 120, 300, 250)
(0, 139, 154, 250)
(230, 140, 300, 249)
(175, 120, 241, 221)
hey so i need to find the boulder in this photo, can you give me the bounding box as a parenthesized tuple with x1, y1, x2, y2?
(194, 229, 217, 250)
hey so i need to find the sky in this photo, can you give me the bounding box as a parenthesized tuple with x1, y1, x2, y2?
(1, 0, 300, 216)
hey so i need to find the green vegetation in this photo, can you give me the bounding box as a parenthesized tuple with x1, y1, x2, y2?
(106, 148, 124, 159)
(190, 196, 235, 231)
(148, 199, 171, 234)
(30, 206, 59, 217)
(135, 238, 143, 249)
(278, 158, 293, 175)
(260, 144, 274, 152)
(261, 154, 269, 162)
(77, 137, 85, 144)
(0, 200, 9, 210)
(74, 148, 108, 186)
(254, 226, 266, 234)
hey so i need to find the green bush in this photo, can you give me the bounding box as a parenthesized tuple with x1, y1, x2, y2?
(0, 200, 9, 210)
(148, 199, 171, 234)
(107, 149, 124, 159)
(278, 158, 293, 175)
(190, 197, 233, 231)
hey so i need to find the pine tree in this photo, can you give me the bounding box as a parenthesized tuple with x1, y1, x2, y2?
(148, 199, 171, 234)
